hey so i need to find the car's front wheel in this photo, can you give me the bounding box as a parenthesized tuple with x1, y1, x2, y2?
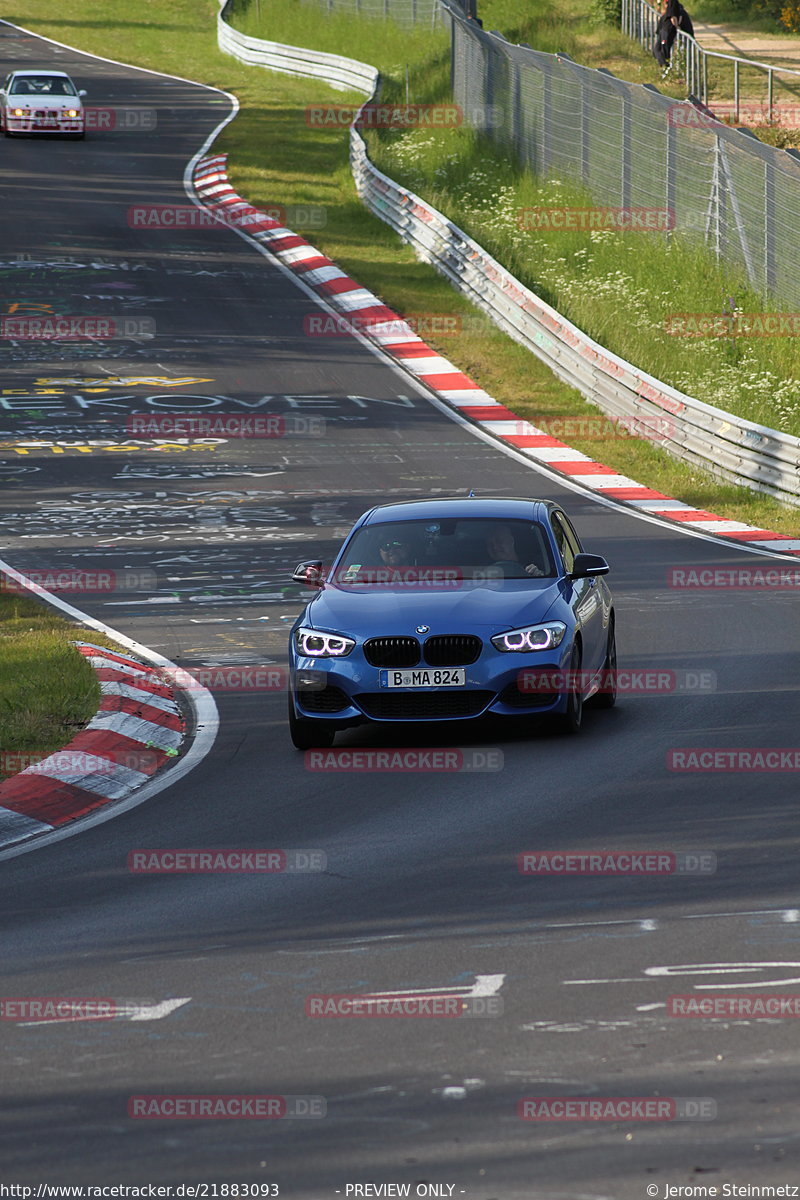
(592, 619, 617, 709)
(552, 642, 583, 735)
(288, 695, 337, 750)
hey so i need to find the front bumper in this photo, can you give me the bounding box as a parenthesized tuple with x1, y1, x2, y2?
(6, 114, 84, 134)
(289, 647, 572, 725)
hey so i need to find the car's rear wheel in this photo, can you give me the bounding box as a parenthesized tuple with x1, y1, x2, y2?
(592, 619, 617, 709)
(552, 643, 583, 735)
(288, 695, 336, 750)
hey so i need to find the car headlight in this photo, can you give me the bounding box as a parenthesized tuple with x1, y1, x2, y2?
(294, 627, 355, 658)
(12, 108, 26, 117)
(66, 109, 79, 118)
(491, 621, 567, 653)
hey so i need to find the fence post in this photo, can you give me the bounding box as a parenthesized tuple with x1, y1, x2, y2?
(644, 84, 673, 236)
(484, 36, 497, 137)
(511, 59, 522, 158)
(714, 134, 757, 286)
(764, 160, 776, 296)
(562, 54, 592, 185)
(714, 138, 725, 262)
(598, 69, 631, 208)
(541, 55, 552, 175)
(734, 59, 739, 123)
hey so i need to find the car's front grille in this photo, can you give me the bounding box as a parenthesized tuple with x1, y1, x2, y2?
(298, 685, 350, 714)
(363, 636, 420, 668)
(423, 634, 482, 666)
(355, 691, 493, 720)
(498, 682, 556, 709)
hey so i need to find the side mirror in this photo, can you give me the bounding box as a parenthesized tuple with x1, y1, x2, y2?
(569, 553, 609, 580)
(78, 90, 87, 97)
(292, 560, 325, 588)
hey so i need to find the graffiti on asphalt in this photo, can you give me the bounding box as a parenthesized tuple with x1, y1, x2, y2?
(114, 462, 284, 479)
(0, 390, 411, 413)
(0, 489, 316, 546)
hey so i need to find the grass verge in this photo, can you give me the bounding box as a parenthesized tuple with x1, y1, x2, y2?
(0, 593, 105, 781)
(11, 0, 800, 538)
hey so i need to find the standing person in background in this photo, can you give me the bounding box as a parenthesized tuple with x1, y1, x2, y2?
(653, 0, 694, 67)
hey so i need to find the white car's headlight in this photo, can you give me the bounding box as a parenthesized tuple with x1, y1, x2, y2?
(295, 627, 355, 658)
(12, 107, 27, 117)
(491, 621, 567, 653)
(66, 108, 79, 118)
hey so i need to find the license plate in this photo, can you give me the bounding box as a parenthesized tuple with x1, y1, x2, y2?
(379, 668, 466, 689)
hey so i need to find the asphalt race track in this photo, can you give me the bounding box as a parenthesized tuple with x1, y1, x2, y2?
(2, 19, 800, 1197)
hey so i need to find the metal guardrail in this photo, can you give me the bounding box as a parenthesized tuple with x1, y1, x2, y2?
(622, 0, 800, 124)
(218, 0, 377, 91)
(217, 1, 800, 506)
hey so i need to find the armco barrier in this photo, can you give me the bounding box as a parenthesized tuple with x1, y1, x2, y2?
(218, 0, 377, 93)
(217, 1, 800, 507)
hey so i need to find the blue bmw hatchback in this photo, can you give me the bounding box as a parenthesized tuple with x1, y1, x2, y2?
(287, 497, 615, 748)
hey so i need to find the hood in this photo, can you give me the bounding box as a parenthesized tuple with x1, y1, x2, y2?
(303, 579, 564, 636)
(10, 96, 82, 110)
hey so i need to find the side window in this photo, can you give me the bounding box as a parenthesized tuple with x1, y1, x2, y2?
(550, 514, 575, 574)
(559, 512, 584, 558)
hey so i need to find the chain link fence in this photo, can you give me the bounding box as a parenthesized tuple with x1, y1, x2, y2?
(444, 0, 800, 309)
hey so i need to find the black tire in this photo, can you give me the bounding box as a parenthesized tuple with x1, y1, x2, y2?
(552, 642, 583, 735)
(288, 694, 336, 750)
(592, 620, 617, 710)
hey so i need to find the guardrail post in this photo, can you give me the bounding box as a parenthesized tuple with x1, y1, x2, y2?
(768, 68, 774, 124)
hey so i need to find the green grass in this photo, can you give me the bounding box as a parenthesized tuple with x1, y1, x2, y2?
(13, 0, 800, 541)
(0, 594, 107, 780)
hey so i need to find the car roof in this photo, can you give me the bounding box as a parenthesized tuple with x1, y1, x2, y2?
(360, 497, 555, 525)
(9, 70, 74, 79)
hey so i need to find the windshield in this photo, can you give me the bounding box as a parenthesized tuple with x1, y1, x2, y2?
(10, 76, 77, 96)
(334, 518, 557, 582)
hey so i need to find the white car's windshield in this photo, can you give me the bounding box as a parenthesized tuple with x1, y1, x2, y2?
(10, 76, 77, 96)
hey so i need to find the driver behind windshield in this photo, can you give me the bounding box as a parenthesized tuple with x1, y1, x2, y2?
(377, 536, 416, 568)
(486, 525, 544, 577)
